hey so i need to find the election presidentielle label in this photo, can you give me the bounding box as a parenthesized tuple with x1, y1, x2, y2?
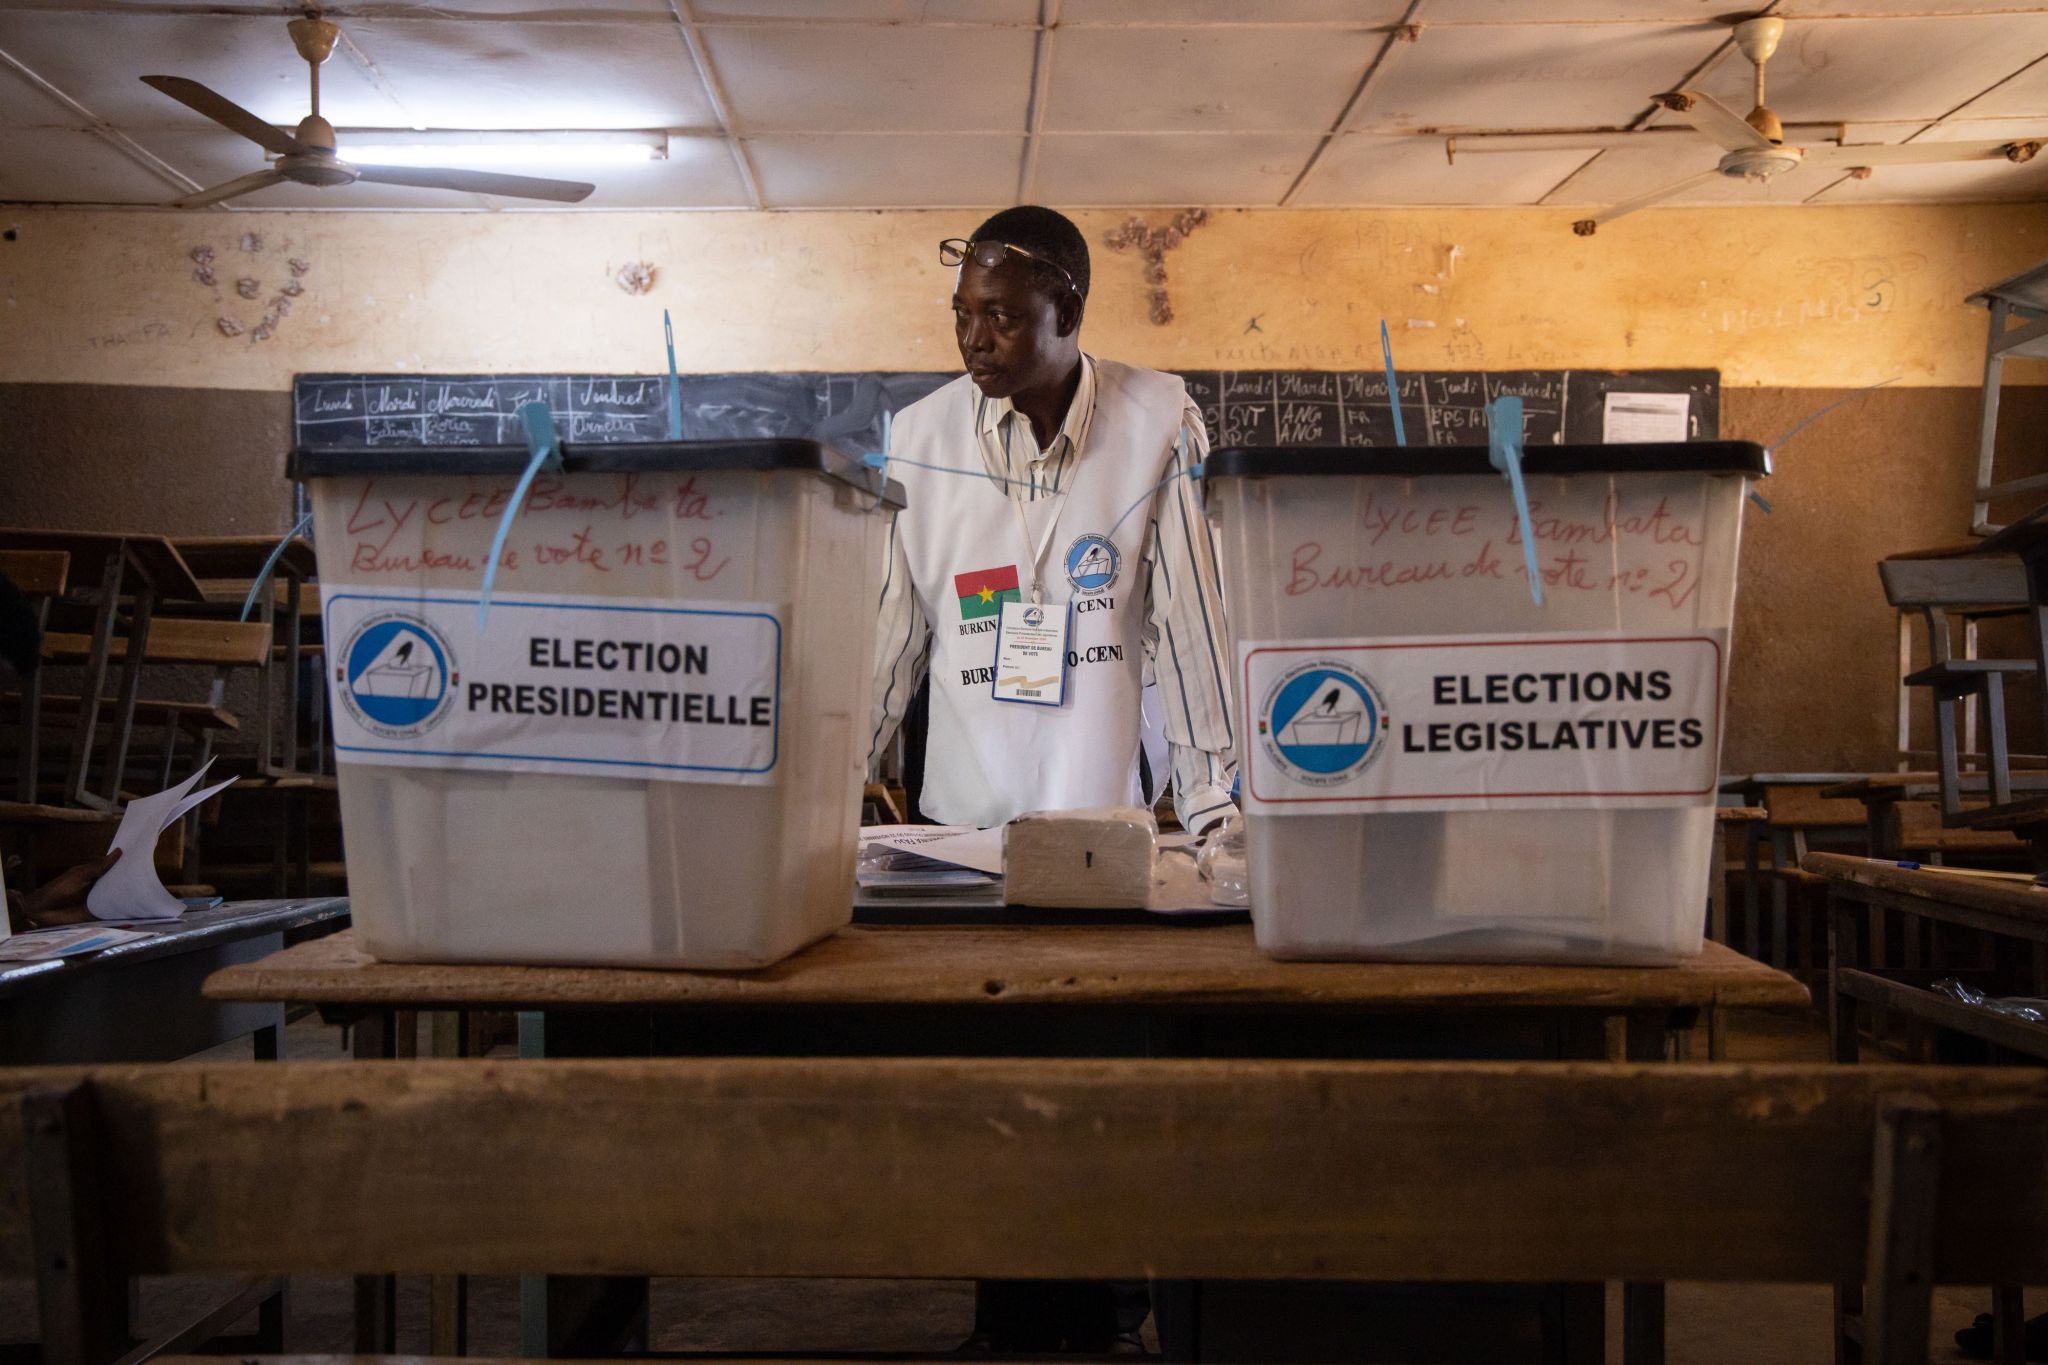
(326, 588, 782, 785)
(1241, 631, 1724, 814)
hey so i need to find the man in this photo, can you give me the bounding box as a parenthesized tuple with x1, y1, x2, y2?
(866, 205, 1238, 1351)
(869, 205, 1238, 841)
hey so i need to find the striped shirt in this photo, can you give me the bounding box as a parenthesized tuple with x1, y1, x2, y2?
(867, 355, 1240, 836)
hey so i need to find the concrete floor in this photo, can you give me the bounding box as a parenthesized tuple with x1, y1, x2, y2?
(0, 1009, 2032, 1361)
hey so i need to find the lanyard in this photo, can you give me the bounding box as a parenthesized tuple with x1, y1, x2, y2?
(978, 364, 1098, 605)
(1006, 493, 1066, 606)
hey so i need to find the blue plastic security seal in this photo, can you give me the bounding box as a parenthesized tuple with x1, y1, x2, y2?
(477, 400, 564, 630)
(664, 308, 683, 440)
(1380, 320, 1408, 447)
(1487, 396, 1544, 607)
(238, 510, 314, 623)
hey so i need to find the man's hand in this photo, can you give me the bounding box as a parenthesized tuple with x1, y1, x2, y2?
(7, 848, 122, 930)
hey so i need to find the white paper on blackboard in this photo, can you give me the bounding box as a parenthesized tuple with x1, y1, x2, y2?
(1603, 391, 1690, 443)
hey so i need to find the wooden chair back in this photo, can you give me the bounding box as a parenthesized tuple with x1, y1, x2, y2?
(6, 1058, 2048, 1365)
(1879, 555, 2029, 612)
(0, 551, 69, 597)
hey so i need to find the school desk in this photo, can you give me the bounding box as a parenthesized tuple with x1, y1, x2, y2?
(1821, 773, 2037, 859)
(177, 533, 323, 777)
(206, 920, 1807, 1362)
(1808, 849, 2048, 1364)
(0, 897, 348, 1359)
(1808, 851, 2048, 1064)
(0, 896, 348, 1065)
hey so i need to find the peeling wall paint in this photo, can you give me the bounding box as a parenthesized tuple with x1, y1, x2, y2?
(0, 204, 2045, 390)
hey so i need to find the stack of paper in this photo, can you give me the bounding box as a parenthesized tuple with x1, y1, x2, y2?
(858, 825, 1001, 895)
(86, 761, 236, 922)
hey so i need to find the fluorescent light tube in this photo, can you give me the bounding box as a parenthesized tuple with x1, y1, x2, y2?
(334, 130, 669, 167)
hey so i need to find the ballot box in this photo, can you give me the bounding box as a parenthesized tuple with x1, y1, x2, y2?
(295, 440, 902, 969)
(1205, 442, 1766, 964)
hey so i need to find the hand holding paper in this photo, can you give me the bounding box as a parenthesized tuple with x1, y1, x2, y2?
(86, 761, 236, 921)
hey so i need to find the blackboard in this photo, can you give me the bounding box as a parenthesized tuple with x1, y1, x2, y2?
(293, 367, 1719, 457)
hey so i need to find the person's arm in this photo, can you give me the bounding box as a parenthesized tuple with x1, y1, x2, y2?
(867, 512, 932, 771)
(1142, 401, 1240, 836)
(5, 848, 121, 932)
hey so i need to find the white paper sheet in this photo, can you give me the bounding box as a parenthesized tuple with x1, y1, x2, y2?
(86, 761, 237, 921)
(865, 824, 975, 852)
(1602, 391, 1691, 444)
(906, 826, 1006, 876)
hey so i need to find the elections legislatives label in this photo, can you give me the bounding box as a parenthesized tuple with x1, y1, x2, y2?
(325, 588, 781, 785)
(1240, 631, 1723, 814)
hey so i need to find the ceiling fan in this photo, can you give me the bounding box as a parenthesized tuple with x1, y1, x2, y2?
(140, 16, 596, 209)
(1447, 15, 2044, 235)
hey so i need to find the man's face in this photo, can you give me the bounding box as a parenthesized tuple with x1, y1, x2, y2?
(952, 255, 1076, 400)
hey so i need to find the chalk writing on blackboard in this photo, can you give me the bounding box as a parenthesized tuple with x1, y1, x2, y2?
(294, 369, 1719, 456)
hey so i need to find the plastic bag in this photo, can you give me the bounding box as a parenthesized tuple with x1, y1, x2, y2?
(1930, 978, 2048, 1024)
(1196, 814, 1250, 908)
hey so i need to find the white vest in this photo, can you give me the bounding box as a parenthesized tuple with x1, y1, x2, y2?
(891, 360, 1189, 829)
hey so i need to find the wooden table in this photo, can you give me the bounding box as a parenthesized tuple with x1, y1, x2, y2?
(0, 528, 206, 808)
(208, 922, 1808, 1363)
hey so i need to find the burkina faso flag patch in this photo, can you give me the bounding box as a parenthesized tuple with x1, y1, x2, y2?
(954, 564, 1021, 620)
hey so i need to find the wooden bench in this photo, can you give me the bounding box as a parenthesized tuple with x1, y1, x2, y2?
(40, 619, 272, 669)
(7, 1057, 2048, 1365)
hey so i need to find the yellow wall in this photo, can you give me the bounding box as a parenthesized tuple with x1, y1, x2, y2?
(3, 204, 2046, 390)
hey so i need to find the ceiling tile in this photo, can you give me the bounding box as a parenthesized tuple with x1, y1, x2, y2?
(1946, 50, 2048, 120)
(0, 12, 406, 131)
(1295, 131, 1600, 205)
(1690, 14, 2048, 124)
(693, 0, 1032, 19)
(1355, 22, 1718, 132)
(1810, 116, 2048, 201)
(1033, 131, 1317, 204)
(0, 61, 78, 128)
(1044, 25, 1385, 133)
(747, 133, 1020, 206)
(7, 0, 671, 11)
(343, 17, 716, 130)
(1060, 0, 1407, 21)
(704, 23, 1034, 133)
(0, 127, 178, 203)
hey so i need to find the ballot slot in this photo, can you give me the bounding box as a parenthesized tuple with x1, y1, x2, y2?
(1205, 441, 1764, 965)
(294, 439, 903, 969)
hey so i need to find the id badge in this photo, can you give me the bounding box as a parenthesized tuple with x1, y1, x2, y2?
(991, 599, 1071, 707)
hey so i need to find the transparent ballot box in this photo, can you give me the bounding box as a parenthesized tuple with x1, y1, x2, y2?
(296, 439, 902, 969)
(1205, 442, 1766, 964)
